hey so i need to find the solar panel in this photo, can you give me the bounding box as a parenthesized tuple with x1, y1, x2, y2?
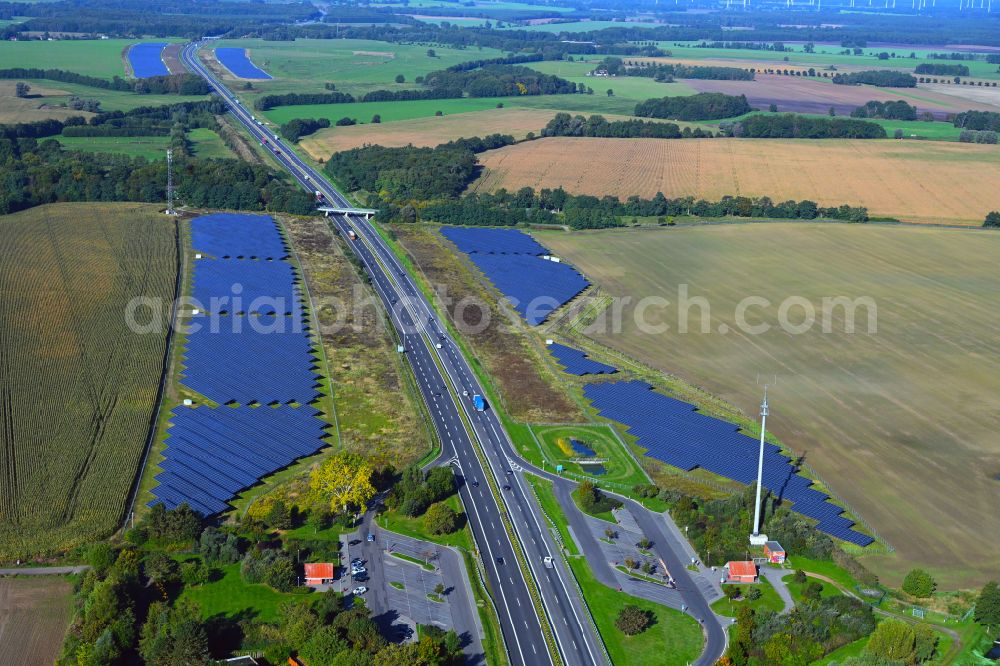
(441, 227, 589, 325)
(584, 380, 874, 546)
(548, 343, 617, 375)
(190, 213, 288, 259)
(149, 405, 329, 515)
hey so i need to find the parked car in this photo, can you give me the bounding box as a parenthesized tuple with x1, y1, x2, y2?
(352, 586, 368, 595)
(352, 573, 368, 582)
(351, 567, 367, 575)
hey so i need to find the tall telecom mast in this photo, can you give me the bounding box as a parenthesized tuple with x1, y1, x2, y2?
(165, 148, 177, 216)
(750, 385, 770, 545)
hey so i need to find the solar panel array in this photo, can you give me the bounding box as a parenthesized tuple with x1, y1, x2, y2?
(584, 380, 874, 546)
(440, 228, 590, 326)
(215, 47, 273, 80)
(441, 227, 550, 256)
(152, 214, 328, 515)
(153, 406, 329, 515)
(548, 343, 617, 375)
(128, 42, 169, 78)
(191, 213, 289, 260)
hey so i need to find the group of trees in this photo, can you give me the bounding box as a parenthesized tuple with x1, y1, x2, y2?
(279, 117, 331, 142)
(953, 110, 1000, 131)
(831, 70, 918, 87)
(387, 465, 462, 534)
(0, 68, 209, 95)
(958, 129, 998, 144)
(725, 595, 878, 665)
(541, 112, 715, 139)
(851, 100, 918, 121)
(723, 114, 887, 139)
(421, 64, 579, 97)
(574, 479, 622, 515)
(914, 63, 970, 76)
(634, 93, 752, 121)
(325, 134, 513, 201)
(594, 57, 754, 82)
(255, 90, 354, 111)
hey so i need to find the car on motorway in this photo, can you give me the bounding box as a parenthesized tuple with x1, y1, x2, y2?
(471, 479, 479, 487)
(502, 484, 511, 491)
(352, 586, 368, 595)
(495, 556, 504, 565)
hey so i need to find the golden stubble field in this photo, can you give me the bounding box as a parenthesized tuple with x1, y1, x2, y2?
(472, 137, 1000, 225)
(539, 223, 1000, 587)
(299, 107, 561, 159)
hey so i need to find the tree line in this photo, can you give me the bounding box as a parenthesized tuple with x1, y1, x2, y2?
(595, 57, 754, 81)
(390, 187, 870, 228)
(421, 64, 579, 97)
(279, 117, 330, 143)
(541, 112, 715, 139)
(851, 100, 918, 121)
(914, 63, 970, 76)
(722, 114, 887, 139)
(954, 110, 1000, 131)
(832, 70, 918, 87)
(634, 93, 753, 121)
(0, 67, 210, 95)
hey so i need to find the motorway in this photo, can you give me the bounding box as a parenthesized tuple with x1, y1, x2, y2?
(180, 41, 603, 666)
(181, 40, 724, 665)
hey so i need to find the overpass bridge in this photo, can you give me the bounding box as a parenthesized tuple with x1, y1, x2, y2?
(317, 206, 377, 218)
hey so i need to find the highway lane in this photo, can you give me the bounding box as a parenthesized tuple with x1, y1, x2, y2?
(181, 39, 721, 665)
(180, 41, 587, 665)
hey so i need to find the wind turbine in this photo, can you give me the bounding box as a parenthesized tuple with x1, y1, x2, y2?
(750, 382, 772, 546)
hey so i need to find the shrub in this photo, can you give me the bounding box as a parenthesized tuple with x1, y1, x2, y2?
(746, 587, 762, 601)
(424, 501, 460, 535)
(615, 605, 652, 635)
(901, 569, 935, 598)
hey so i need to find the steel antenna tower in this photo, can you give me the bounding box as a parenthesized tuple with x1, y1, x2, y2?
(750, 384, 770, 545)
(165, 148, 177, 216)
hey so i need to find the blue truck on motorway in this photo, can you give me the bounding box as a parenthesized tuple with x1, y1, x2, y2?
(473, 394, 486, 411)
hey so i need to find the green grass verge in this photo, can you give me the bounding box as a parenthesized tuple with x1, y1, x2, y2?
(175, 559, 309, 623)
(567, 557, 702, 665)
(391, 552, 435, 571)
(710, 576, 786, 617)
(389, 580, 405, 590)
(786, 556, 860, 591)
(524, 474, 580, 556)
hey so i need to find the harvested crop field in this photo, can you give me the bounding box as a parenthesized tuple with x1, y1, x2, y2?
(0, 577, 74, 665)
(300, 108, 560, 159)
(539, 223, 1000, 586)
(472, 137, 1000, 225)
(0, 203, 177, 560)
(685, 74, 1000, 117)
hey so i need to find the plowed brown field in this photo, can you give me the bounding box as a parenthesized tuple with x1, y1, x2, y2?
(472, 137, 1000, 225)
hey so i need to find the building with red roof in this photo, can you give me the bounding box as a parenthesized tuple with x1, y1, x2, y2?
(304, 562, 334, 586)
(725, 560, 758, 583)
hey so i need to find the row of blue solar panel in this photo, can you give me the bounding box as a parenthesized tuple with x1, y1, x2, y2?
(191, 213, 288, 259)
(153, 215, 326, 515)
(153, 406, 329, 515)
(440, 227, 550, 256)
(583, 380, 874, 546)
(548, 343, 617, 376)
(466, 253, 589, 326)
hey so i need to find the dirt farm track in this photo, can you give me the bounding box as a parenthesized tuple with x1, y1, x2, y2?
(472, 137, 1000, 226)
